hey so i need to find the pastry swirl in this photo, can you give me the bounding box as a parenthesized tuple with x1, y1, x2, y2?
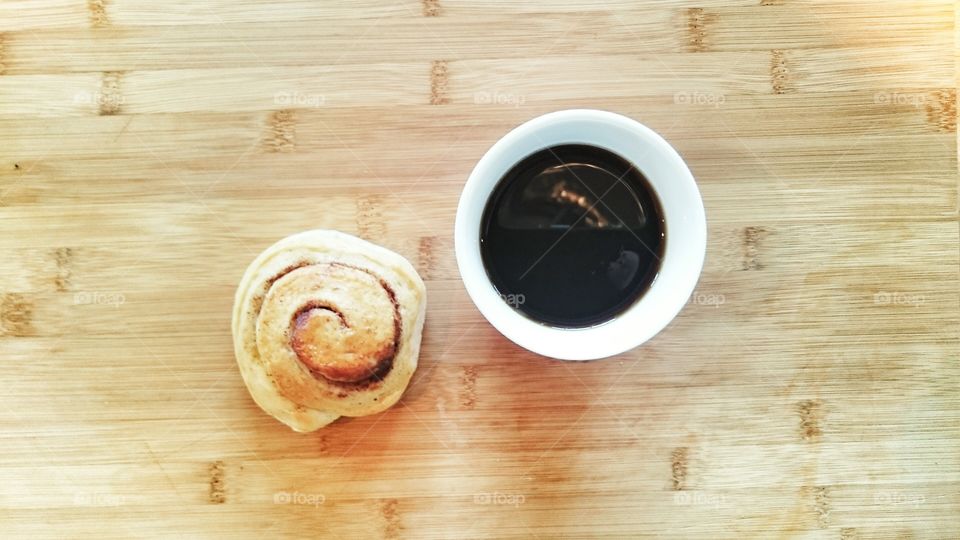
(232, 230, 426, 432)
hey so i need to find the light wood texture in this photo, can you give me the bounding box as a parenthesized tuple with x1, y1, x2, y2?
(1, 1, 958, 538)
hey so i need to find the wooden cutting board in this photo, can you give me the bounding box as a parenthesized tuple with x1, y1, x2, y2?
(1, 1, 957, 538)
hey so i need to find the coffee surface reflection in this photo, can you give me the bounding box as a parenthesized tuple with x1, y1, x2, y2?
(479, 144, 666, 328)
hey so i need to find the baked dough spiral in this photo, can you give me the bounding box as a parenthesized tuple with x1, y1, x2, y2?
(232, 230, 426, 432)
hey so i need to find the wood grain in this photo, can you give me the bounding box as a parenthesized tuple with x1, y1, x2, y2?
(1, 1, 958, 538)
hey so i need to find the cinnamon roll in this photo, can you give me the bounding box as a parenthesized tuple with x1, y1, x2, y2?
(232, 230, 426, 432)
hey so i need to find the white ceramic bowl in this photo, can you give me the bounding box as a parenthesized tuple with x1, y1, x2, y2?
(455, 109, 706, 360)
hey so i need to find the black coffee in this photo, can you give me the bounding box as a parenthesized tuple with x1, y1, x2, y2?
(479, 144, 665, 328)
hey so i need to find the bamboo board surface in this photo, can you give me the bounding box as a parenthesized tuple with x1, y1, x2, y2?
(1, 1, 958, 538)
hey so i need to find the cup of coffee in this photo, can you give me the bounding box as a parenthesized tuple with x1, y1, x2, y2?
(455, 109, 706, 360)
